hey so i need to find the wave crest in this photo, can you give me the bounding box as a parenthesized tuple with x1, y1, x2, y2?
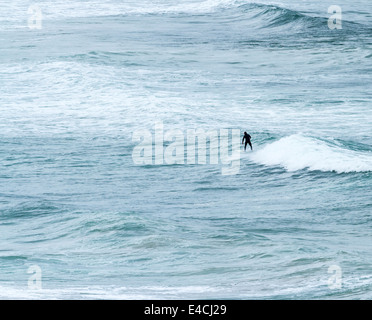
(250, 134, 372, 173)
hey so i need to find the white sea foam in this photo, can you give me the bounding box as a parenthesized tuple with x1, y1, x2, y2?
(1, 0, 242, 22)
(0, 284, 221, 300)
(250, 134, 372, 173)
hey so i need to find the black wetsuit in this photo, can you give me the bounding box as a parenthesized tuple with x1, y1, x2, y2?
(242, 133, 252, 151)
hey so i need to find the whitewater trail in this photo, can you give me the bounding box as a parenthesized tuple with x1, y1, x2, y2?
(248, 134, 372, 173)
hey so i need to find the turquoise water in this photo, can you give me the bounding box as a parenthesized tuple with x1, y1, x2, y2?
(0, 0, 371, 299)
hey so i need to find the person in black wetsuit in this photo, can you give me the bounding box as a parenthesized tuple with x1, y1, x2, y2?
(242, 132, 252, 151)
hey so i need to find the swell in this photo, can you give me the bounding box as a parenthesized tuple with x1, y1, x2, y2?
(209, 2, 369, 34)
(4, 1, 370, 36)
(229, 3, 325, 29)
(97, 1, 369, 31)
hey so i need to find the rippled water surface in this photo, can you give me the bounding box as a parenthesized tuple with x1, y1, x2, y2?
(0, 0, 371, 299)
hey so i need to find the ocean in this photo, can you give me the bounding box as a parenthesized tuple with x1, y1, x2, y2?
(0, 0, 371, 299)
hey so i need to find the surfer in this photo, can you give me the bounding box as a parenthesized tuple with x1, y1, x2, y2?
(242, 132, 252, 151)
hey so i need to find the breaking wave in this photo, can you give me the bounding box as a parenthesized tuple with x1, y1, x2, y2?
(250, 134, 372, 173)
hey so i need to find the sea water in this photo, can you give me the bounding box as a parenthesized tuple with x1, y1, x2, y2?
(0, 0, 371, 299)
